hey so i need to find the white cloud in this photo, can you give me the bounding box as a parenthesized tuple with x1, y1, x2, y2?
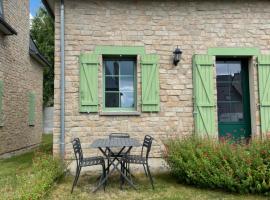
(30, 13, 34, 28)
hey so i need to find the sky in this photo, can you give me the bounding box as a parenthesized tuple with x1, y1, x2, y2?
(30, 0, 43, 17)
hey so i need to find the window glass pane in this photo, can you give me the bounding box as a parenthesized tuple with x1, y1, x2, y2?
(218, 102, 243, 122)
(218, 102, 231, 122)
(104, 57, 136, 109)
(230, 102, 244, 122)
(217, 82, 230, 102)
(105, 92, 119, 107)
(230, 81, 242, 101)
(120, 92, 134, 108)
(120, 77, 134, 92)
(216, 62, 229, 79)
(105, 61, 119, 76)
(105, 77, 119, 91)
(228, 62, 241, 81)
(120, 61, 134, 75)
(217, 60, 244, 123)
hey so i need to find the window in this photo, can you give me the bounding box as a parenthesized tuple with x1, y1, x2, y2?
(79, 47, 159, 114)
(216, 60, 244, 122)
(103, 57, 136, 111)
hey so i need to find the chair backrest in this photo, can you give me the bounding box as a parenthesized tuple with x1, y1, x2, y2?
(141, 135, 153, 160)
(109, 133, 130, 139)
(72, 138, 83, 166)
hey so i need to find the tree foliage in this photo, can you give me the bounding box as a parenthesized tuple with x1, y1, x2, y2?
(31, 7, 54, 106)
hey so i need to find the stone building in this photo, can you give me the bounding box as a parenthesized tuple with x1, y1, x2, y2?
(0, 0, 49, 157)
(50, 0, 270, 160)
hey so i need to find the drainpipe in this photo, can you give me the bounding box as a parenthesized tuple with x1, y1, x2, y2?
(60, 0, 65, 160)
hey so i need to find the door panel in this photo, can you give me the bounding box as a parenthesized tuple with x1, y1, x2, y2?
(216, 58, 251, 139)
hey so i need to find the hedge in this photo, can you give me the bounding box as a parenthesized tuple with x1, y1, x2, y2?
(165, 137, 270, 195)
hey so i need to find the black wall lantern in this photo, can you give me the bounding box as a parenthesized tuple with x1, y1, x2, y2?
(173, 46, 182, 66)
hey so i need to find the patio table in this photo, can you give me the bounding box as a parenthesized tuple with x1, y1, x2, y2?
(90, 137, 141, 192)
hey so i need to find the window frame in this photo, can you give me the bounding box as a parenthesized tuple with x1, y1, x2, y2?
(102, 56, 137, 112)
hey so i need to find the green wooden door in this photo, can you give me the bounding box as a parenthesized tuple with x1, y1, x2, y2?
(216, 58, 251, 139)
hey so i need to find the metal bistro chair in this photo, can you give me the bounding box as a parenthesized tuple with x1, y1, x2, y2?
(71, 138, 106, 193)
(123, 135, 154, 189)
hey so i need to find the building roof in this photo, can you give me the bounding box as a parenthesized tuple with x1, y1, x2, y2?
(29, 36, 51, 67)
(42, 0, 55, 18)
(0, 16, 17, 35)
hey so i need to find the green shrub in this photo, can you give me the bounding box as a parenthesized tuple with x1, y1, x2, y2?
(165, 137, 270, 195)
(13, 152, 65, 200)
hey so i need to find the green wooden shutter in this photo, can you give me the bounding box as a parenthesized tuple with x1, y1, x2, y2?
(0, 80, 3, 127)
(193, 55, 216, 137)
(141, 54, 160, 112)
(79, 53, 99, 113)
(258, 55, 270, 138)
(28, 92, 35, 126)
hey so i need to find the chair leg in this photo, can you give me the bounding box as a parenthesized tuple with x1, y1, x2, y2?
(120, 161, 123, 189)
(102, 164, 106, 191)
(120, 161, 126, 189)
(128, 163, 134, 185)
(75, 167, 81, 186)
(146, 164, 154, 190)
(71, 166, 81, 193)
(143, 164, 148, 177)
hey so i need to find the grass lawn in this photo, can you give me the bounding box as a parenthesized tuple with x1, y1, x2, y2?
(47, 173, 268, 200)
(0, 134, 53, 199)
(0, 135, 52, 177)
(0, 135, 268, 200)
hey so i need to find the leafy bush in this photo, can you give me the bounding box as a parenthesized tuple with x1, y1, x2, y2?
(13, 152, 65, 200)
(165, 137, 270, 195)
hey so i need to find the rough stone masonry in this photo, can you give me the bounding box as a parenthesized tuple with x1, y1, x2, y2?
(53, 0, 270, 160)
(0, 0, 43, 157)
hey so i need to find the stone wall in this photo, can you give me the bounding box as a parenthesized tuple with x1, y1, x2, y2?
(54, 0, 270, 158)
(0, 0, 43, 157)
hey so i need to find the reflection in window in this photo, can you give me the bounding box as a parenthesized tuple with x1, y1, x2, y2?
(104, 58, 136, 109)
(216, 61, 243, 122)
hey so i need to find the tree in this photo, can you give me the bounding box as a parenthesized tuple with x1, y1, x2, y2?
(31, 7, 54, 106)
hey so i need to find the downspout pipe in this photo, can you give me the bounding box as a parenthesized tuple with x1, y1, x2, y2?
(60, 0, 65, 160)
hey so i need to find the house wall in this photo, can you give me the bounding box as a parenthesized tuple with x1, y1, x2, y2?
(0, 0, 43, 157)
(54, 0, 270, 158)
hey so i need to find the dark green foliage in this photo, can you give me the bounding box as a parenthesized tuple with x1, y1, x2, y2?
(165, 137, 270, 196)
(31, 8, 54, 106)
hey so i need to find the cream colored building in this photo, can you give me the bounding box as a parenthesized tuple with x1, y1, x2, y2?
(49, 0, 270, 159)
